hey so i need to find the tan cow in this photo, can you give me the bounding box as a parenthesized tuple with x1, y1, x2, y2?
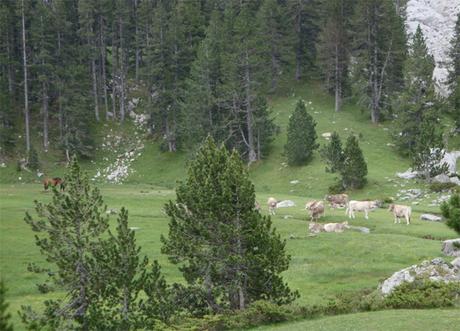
(305, 200, 325, 221)
(267, 197, 278, 215)
(325, 194, 349, 208)
(323, 221, 350, 233)
(346, 200, 379, 219)
(388, 204, 411, 225)
(308, 222, 324, 234)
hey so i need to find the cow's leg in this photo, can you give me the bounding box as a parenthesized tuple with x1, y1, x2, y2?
(394, 216, 397, 224)
(364, 210, 368, 220)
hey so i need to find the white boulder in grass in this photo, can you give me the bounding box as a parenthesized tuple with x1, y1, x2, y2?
(420, 214, 442, 222)
(321, 132, 332, 139)
(276, 200, 296, 208)
(442, 239, 460, 257)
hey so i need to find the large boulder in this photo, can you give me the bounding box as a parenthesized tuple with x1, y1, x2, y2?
(276, 200, 295, 208)
(379, 258, 460, 295)
(396, 168, 418, 179)
(442, 239, 460, 257)
(420, 214, 443, 222)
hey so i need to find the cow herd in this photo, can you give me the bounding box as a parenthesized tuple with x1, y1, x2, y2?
(263, 194, 412, 234)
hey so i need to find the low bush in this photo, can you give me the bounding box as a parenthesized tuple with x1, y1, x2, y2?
(382, 280, 460, 309)
(429, 182, 457, 192)
(328, 182, 345, 194)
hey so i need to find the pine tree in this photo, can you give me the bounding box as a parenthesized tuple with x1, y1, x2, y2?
(285, 99, 318, 166)
(22, 158, 110, 329)
(162, 137, 298, 313)
(321, 132, 344, 173)
(90, 208, 173, 329)
(341, 135, 367, 189)
(0, 281, 13, 331)
(441, 194, 460, 235)
(412, 118, 447, 180)
(448, 13, 460, 131)
(317, 0, 354, 112)
(352, 0, 407, 123)
(393, 26, 440, 159)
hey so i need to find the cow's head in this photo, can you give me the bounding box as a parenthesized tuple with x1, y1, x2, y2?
(342, 221, 350, 228)
(388, 204, 395, 211)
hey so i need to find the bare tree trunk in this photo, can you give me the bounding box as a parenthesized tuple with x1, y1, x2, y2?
(134, 0, 140, 82)
(119, 15, 125, 122)
(89, 25, 100, 122)
(98, 15, 109, 120)
(58, 89, 64, 140)
(6, 31, 14, 95)
(244, 51, 257, 163)
(21, 0, 30, 153)
(334, 44, 341, 112)
(42, 80, 49, 151)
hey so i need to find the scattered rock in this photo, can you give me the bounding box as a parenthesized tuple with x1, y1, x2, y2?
(321, 132, 332, 139)
(129, 227, 140, 231)
(396, 168, 418, 179)
(452, 257, 460, 268)
(106, 209, 118, 215)
(290, 180, 300, 185)
(442, 239, 460, 257)
(276, 200, 295, 208)
(283, 215, 293, 220)
(432, 173, 452, 184)
(349, 226, 370, 234)
(420, 214, 442, 222)
(0, 163, 6, 168)
(379, 257, 460, 295)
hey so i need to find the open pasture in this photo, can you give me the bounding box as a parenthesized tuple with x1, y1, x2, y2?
(1, 183, 457, 329)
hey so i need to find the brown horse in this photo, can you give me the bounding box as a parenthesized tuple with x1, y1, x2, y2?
(43, 177, 65, 191)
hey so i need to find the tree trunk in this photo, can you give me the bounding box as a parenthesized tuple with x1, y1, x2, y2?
(119, 15, 125, 122)
(244, 51, 257, 163)
(89, 26, 100, 122)
(99, 15, 109, 119)
(334, 44, 342, 112)
(134, 0, 140, 82)
(42, 80, 49, 151)
(21, 0, 30, 153)
(6, 31, 14, 95)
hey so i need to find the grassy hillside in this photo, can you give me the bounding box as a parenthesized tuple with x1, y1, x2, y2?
(1, 82, 459, 330)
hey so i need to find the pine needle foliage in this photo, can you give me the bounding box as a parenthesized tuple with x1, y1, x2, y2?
(285, 99, 318, 166)
(162, 137, 298, 314)
(340, 135, 367, 189)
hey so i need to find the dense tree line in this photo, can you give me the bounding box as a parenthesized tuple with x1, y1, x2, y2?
(0, 0, 457, 164)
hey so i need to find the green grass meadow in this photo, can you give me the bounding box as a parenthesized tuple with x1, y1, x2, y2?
(1, 83, 459, 330)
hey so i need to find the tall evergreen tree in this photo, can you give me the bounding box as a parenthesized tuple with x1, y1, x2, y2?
(352, 0, 407, 123)
(320, 131, 344, 173)
(340, 135, 367, 189)
(0, 281, 13, 331)
(285, 99, 318, 166)
(162, 137, 298, 313)
(393, 26, 440, 158)
(441, 194, 460, 235)
(317, 0, 354, 112)
(448, 13, 460, 131)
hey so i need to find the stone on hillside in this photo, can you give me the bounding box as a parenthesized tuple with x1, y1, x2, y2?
(396, 168, 418, 179)
(379, 258, 460, 295)
(321, 132, 332, 139)
(420, 214, 442, 222)
(452, 257, 460, 269)
(349, 226, 370, 234)
(290, 180, 300, 184)
(432, 173, 451, 184)
(276, 200, 295, 208)
(442, 239, 460, 257)
(283, 215, 293, 220)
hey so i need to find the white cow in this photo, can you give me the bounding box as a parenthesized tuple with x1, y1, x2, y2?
(323, 221, 350, 233)
(346, 200, 379, 219)
(267, 197, 278, 215)
(388, 204, 411, 225)
(308, 222, 324, 234)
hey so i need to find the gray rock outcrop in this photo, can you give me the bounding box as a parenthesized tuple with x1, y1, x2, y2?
(442, 239, 460, 257)
(420, 214, 442, 222)
(379, 258, 460, 295)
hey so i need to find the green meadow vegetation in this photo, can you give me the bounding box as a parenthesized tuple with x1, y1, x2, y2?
(1, 83, 459, 330)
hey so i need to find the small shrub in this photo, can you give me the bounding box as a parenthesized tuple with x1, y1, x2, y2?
(328, 182, 345, 194)
(429, 182, 457, 192)
(27, 147, 40, 171)
(441, 194, 460, 234)
(383, 280, 460, 309)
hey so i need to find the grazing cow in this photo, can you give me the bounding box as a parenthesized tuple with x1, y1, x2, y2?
(346, 200, 379, 219)
(323, 221, 350, 233)
(267, 197, 278, 215)
(309, 222, 324, 234)
(43, 177, 65, 191)
(388, 204, 411, 225)
(305, 200, 325, 221)
(325, 194, 349, 208)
